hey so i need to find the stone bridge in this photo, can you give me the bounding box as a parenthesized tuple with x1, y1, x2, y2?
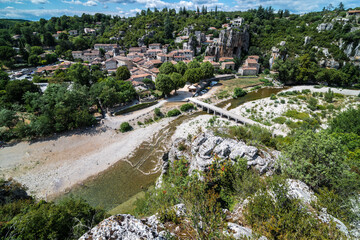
(188, 98, 286, 137)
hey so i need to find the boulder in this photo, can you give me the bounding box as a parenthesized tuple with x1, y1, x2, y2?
(304, 36, 311, 45)
(213, 139, 238, 158)
(79, 214, 166, 240)
(317, 23, 333, 32)
(286, 179, 317, 204)
(224, 223, 253, 239)
(318, 211, 349, 236)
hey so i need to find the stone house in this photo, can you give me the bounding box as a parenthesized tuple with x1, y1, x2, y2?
(149, 43, 162, 50)
(69, 30, 78, 36)
(105, 58, 117, 70)
(239, 55, 260, 76)
(94, 44, 119, 52)
(221, 61, 235, 70)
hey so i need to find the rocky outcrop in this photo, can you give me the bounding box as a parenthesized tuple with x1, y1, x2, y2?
(205, 27, 249, 60)
(304, 36, 311, 45)
(138, 30, 156, 47)
(79, 214, 166, 240)
(286, 179, 316, 204)
(168, 131, 279, 175)
(317, 23, 333, 32)
(319, 59, 340, 69)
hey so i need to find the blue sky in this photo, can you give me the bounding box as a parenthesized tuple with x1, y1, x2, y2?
(0, 0, 359, 21)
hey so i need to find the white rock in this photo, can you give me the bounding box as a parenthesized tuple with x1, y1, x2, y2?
(286, 179, 317, 204)
(79, 214, 165, 240)
(224, 222, 253, 239)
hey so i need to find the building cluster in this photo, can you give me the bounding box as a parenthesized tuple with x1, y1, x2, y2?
(238, 56, 260, 76)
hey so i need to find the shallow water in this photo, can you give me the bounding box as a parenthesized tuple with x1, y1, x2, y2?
(61, 88, 286, 211)
(216, 87, 286, 110)
(61, 112, 203, 210)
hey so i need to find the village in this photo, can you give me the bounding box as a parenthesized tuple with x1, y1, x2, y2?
(7, 16, 261, 97)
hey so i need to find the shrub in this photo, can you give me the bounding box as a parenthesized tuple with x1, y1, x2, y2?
(263, 69, 270, 74)
(273, 116, 287, 124)
(283, 109, 309, 120)
(280, 99, 285, 104)
(280, 130, 359, 195)
(167, 109, 181, 117)
(119, 122, 132, 132)
(154, 107, 162, 117)
(307, 97, 318, 111)
(232, 87, 247, 99)
(270, 93, 277, 100)
(324, 89, 334, 103)
(301, 89, 311, 94)
(180, 103, 194, 112)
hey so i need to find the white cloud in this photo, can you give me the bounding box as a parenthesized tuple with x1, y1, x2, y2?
(5, 6, 14, 9)
(83, 0, 97, 6)
(30, 0, 48, 4)
(62, 0, 83, 4)
(0, 0, 23, 3)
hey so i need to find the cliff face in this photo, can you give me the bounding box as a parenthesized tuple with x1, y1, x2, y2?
(206, 27, 250, 60)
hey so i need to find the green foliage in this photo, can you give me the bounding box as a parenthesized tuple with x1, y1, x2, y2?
(232, 87, 247, 99)
(67, 63, 92, 86)
(154, 107, 162, 117)
(270, 93, 277, 100)
(119, 122, 132, 133)
(183, 68, 203, 84)
(115, 66, 131, 81)
(175, 61, 187, 75)
(167, 108, 181, 117)
(200, 61, 214, 79)
(324, 88, 334, 103)
(329, 107, 360, 135)
(245, 179, 344, 239)
(273, 116, 286, 124)
(187, 60, 201, 69)
(180, 103, 194, 112)
(0, 108, 18, 129)
(170, 72, 185, 92)
(4, 79, 40, 104)
(281, 130, 359, 195)
(155, 74, 173, 96)
(0, 179, 107, 240)
(159, 62, 176, 75)
(283, 109, 309, 120)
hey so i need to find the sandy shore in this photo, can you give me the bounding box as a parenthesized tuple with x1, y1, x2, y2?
(0, 116, 173, 200)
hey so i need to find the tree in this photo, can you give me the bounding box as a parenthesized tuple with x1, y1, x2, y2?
(170, 72, 185, 93)
(155, 74, 174, 96)
(0, 69, 9, 90)
(338, 2, 345, 11)
(0, 46, 16, 61)
(164, 15, 173, 39)
(187, 60, 201, 69)
(43, 32, 55, 46)
(281, 130, 358, 195)
(175, 61, 187, 75)
(200, 61, 214, 79)
(159, 62, 176, 75)
(5, 80, 40, 104)
(183, 68, 203, 83)
(116, 66, 131, 81)
(0, 109, 18, 129)
(30, 46, 44, 55)
(120, 122, 132, 132)
(68, 63, 92, 86)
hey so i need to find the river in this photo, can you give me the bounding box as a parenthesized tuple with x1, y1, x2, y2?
(60, 87, 285, 212)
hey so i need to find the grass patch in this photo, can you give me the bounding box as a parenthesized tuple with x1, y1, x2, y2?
(283, 109, 309, 120)
(273, 116, 287, 124)
(115, 102, 158, 115)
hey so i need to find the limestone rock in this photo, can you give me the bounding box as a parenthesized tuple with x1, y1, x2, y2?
(318, 211, 349, 236)
(168, 131, 277, 175)
(224, 223, 253, 239)
(79, 214, 166, 240)
(286, 179, 317, 204)
(304, 36, 311, 45)
(317, 23, 333, 31)
(205, 27, 250, 59)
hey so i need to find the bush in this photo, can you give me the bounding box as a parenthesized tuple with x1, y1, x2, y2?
(283, 109, 309, 120)
(180, 103, 194, 112)
(273, 116, 287, 124)
(167, 109, 181, 117)
(324, 89, 334, 103)
(232, 87, 247, 99)
(119, 122, 132, 132)
(307, 97, 318, 111)
(270, 93, 277, 100)
(280, 99, 285, 104)
(280, 130, 359, 195)
(154, 107, 162, 117)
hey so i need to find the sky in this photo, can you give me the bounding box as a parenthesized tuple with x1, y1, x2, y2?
(0, 0, 359, 21)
